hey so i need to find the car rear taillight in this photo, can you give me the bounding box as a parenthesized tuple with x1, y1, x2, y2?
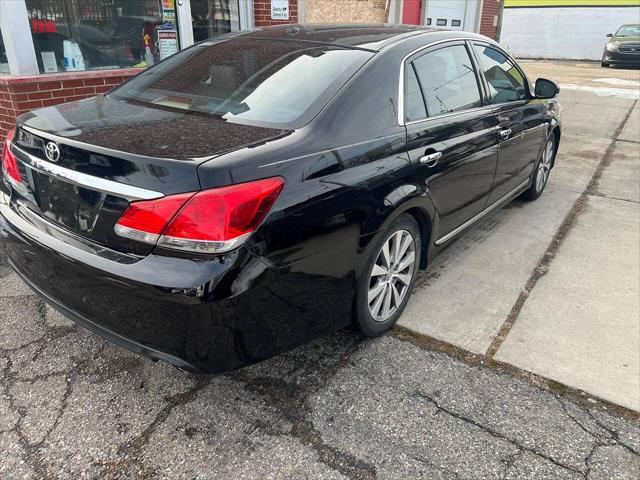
(2, 128, 25, 191)
(115, 177, 285, 254)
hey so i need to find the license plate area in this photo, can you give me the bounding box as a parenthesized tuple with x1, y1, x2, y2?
(31, 171, 107, 233)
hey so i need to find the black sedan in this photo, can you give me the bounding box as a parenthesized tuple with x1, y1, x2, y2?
(0, 25, 561, 373)
(602, 24, 640, 67)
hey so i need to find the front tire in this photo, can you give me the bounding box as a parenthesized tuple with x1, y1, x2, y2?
(354, 214, 421, 337)
(601, 60, 610, 68)
(522, 134, 556, 201)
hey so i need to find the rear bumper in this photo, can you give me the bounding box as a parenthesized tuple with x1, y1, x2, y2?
(9, 261, 197, 370)
(0, 190, 354, 373)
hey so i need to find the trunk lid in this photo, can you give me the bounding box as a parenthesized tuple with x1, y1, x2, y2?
(10, 95, 288, 255)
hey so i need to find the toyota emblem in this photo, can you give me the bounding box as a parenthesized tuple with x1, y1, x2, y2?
(44, 142, 60, 162)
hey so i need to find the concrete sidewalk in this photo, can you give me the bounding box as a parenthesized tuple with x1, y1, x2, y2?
(399, 64, 640, 411)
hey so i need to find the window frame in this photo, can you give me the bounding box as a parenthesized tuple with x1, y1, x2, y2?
(401, 40, 487, 125)
(470, 41, 534, 106)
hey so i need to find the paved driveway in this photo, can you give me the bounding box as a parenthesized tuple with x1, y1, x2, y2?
(1, 61, 639, 479)
(400, 60, 640, 411)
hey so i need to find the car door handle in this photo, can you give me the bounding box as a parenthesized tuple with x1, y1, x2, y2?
(499, 128, 512, 140)
(419, 151, 442, 168)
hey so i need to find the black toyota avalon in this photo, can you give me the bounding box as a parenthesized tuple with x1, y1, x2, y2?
(0, 25, 561, 373)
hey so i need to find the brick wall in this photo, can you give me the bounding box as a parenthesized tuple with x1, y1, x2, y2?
(0, 69, 138, 156)
(254, 0, 298, 27)
(479, 0, 500, 39)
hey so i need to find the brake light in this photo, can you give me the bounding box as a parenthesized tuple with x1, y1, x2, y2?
(115, 177, 284, 254)
(2, 128, 24, 189)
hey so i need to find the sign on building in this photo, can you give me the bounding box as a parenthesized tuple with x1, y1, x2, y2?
(271, 0, 289, 20)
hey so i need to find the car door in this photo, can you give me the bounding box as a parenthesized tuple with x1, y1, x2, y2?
(471, 42, 547, 204)
(404, 41, 500, 239)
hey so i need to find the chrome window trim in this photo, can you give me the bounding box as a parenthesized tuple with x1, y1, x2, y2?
(404, 105, 495, 127)
(12, 144, 164, 201)
(397, 37, 490, 126)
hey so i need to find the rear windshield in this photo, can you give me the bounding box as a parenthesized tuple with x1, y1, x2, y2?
(109, 38, 373, 129)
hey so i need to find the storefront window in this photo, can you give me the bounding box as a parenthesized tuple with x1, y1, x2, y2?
(25, 0, 178, 73)
(190, 0, 240, 42)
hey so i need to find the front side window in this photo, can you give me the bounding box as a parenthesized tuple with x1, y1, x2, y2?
(409, 44, 482, 118)
(110, 39, 372, 128)
(474, 45, 527, 104)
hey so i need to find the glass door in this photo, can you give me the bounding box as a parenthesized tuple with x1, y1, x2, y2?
(189, 0, 240, 42)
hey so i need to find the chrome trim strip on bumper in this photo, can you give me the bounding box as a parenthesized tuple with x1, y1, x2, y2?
(12, 144, 164, 201)
(434, 179, 530, 246)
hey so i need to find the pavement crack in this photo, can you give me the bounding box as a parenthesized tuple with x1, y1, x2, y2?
(485, 98, 639, 359)
(31, 376, 73, 449)
(554, 397, 612, 442)
(501, 448, 523, 480)
(393, 326, 640, 422)
(583, 442, 600, 480)
(585, 410, 640, 457)
(412, 390, 585, 476)
(410, 455, 463, 479)
(232, 341, 377, 480)
(119, 377, 210, 456)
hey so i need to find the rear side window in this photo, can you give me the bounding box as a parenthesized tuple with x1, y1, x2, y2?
(409, 44, 482, 118)
(110, 39, 372, 128)
(473, 45, 527, 104)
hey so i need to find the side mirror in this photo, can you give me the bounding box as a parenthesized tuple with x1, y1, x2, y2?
(606, 33, 613, 37)
(535, 78, 560, 99)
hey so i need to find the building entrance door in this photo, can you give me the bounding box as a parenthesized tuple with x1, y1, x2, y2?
(176, 0, 247, 50)
(402, 0, 423, 25)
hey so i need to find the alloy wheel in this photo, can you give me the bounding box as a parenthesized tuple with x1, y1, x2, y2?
(368, 229, 416, 322)
(536, 139, 555, 193)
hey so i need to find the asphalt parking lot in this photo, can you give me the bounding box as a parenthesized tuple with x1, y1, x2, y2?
(1, 60, 639, 479)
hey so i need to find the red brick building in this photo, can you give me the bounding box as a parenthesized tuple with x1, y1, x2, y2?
(1, 0, 502, 153)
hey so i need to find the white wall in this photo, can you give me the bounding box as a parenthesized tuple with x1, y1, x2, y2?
(500, 7, 640, 60)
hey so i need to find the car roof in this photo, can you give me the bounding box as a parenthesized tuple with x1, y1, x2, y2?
(237, 24, 487, 51)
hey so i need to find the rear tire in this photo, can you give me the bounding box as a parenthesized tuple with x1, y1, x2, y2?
(354, 214, 421, 337)
(522, 135, 556, 201)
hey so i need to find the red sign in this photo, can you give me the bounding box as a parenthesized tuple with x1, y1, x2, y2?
(30, 19, 57, 34)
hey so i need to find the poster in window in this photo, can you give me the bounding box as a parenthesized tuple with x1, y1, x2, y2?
(158, 30, 178, 61)
(41, 51, 58, 73)
(162, 0, 176, 21)
(271, 0, 289, 20)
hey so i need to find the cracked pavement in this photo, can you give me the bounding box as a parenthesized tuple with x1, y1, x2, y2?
(1, 278, 639, 478)
(1, 61, 640, 479)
